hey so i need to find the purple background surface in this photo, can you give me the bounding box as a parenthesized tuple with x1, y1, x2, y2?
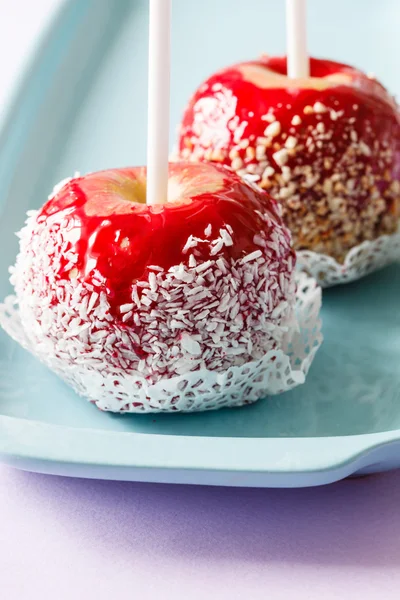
(1, 466, 399, 599)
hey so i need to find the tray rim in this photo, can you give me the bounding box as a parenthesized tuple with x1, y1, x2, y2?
(1, 0, 400, 486)
(2, 413, 400, 470)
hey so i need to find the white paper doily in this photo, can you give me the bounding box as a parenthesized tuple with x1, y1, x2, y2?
(296, 229, 400, 288)
(0, 273, 322, 413)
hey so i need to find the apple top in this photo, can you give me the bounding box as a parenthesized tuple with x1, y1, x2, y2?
(37, 162, 294, 313)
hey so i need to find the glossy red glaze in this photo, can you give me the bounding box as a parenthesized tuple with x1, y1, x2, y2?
(39, 162, 290, 312)
(177, 56, 400, 259)
(179, 56, 399, 176)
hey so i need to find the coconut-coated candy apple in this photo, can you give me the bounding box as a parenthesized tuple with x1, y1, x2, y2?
(11, 161, 296, 408)
(177, 56, 400, 262)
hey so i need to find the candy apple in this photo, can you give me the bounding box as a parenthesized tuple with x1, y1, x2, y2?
(9, 161, 296, 409)
(177, 56, 400, 261)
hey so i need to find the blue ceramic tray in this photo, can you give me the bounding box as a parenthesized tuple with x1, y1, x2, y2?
(1, 0, 400, 487)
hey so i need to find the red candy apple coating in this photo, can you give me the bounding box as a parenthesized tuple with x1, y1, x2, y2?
(11, 162, 296, 401)
(177, 56, 400, 262)
(40, 163, 287, 314)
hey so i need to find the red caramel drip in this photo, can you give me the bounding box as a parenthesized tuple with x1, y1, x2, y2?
(39, 163, 287, 312)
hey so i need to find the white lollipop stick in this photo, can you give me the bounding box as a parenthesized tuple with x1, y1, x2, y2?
(146, 0, 171, 206)
(286, 0, 309, 78)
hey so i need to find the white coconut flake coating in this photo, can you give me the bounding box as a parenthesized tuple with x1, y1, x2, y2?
(0, 199, 324, 413)
(8, 209, 295, 371)
(0, 272, 322, 413)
